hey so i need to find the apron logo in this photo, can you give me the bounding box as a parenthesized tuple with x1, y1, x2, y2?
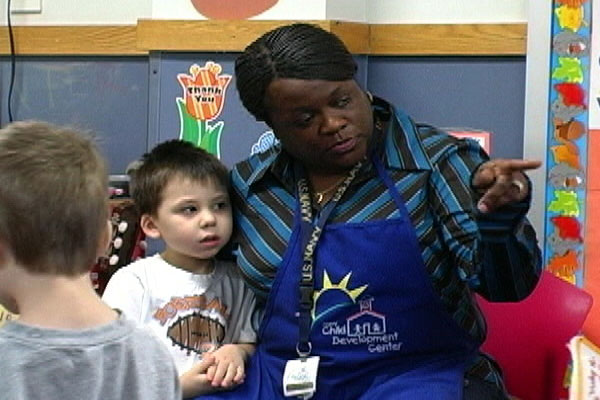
(316, 276, 404, 354)
(312, 270, 367, 324)
(347, 298, 386, 336)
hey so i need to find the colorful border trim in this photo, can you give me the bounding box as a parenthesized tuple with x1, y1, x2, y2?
(544, 0, 592, 286)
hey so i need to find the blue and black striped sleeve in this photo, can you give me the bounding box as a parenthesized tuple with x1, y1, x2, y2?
(426, 133, 483, 286)
(426, 127, 542, 301)
(465, 147, 543, 301)
(476, 186, 543, 301)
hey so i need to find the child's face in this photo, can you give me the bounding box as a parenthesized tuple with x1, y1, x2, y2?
(145, 176, 233, 271)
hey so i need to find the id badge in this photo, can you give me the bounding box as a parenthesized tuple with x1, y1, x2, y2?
(283, 356, 320, 398)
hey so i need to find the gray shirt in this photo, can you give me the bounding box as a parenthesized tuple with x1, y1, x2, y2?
(0, 314, 181, 400)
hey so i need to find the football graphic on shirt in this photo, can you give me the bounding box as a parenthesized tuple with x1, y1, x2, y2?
(167, 313, 225, 354)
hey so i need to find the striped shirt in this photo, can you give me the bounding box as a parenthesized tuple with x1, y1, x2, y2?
(230, 97, 542, 390)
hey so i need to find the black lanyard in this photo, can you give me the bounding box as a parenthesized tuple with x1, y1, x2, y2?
(294, 161, 363, 358)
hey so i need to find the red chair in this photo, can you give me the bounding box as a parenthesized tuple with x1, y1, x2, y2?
(476, 271, 593, 400)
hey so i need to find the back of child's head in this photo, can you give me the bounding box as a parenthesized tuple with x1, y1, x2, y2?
(132, 140, 229, 216)
(0, 121, 108, 275)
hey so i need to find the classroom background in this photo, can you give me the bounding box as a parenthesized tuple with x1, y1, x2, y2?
(0, 0, 598, 398)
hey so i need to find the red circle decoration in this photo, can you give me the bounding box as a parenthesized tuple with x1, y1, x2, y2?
(190, 0, 278, 19)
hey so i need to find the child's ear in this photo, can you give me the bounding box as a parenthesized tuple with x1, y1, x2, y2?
(140, 214, 161, 239)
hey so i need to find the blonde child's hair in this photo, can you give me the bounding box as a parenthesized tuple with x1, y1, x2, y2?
(0, 121, 108, 275)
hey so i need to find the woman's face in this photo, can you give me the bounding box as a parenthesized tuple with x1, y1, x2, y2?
(264, 78, 373, 175)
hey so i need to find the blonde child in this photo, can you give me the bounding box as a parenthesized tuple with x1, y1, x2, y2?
(0, 122, 181, 400)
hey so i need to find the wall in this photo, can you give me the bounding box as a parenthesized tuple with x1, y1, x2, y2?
(0, 0, 150, 24)
(0, 56, 149, 173)
(150, 53, 368, 168)
(151, 0, 326, 21)
(0, 0, 536, 216)
(366, 0, 527, 23)
(368, 56, 527, 159)
(0, 0, 526, 24)
(326, 0, 366, 22)
(0, 2, 538, 248)
(0, 53, 526, 171)
(523, 0, 551, 238)
(152, 0, 527, 23)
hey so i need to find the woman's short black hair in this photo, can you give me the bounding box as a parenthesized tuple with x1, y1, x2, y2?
(235, 23, 357, 122)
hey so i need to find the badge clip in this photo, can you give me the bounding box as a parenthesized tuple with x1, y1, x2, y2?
(283, 355, 320, 399)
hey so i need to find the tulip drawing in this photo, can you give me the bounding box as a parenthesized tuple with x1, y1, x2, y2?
(176, 62, 231, 157)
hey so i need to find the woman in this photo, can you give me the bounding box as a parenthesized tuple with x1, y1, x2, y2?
(199, 23, 541, 400)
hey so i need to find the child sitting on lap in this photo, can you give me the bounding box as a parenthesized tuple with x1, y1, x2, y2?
(103, 140, 256, 399)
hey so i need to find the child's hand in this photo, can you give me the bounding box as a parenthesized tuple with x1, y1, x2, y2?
(180, 353, 216, 398)
(206, 344, 254, 388)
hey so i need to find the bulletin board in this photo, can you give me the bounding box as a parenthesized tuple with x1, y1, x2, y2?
(543, 0, 591, 287)
(148, 53, 369, 165)
(582, 0, 600, 342)
(0, 57, 149, 174)
(533, 0, 600, 344)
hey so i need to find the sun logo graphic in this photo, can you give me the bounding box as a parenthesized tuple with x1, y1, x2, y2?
(312, 270, 368, 325)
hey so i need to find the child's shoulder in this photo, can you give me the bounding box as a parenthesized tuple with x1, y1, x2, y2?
(213, 260, 255, 293)
(106, 254, 173, 288)
(215, 259, 240, 277)
(114, 254, 164, 274)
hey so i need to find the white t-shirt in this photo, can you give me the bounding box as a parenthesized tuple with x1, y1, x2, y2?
(102, 254, 257, 374)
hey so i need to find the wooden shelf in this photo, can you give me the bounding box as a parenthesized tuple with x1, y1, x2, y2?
(0, 25, 142, 55)
(370, 23, 527, 56)
(138, 19, 329, 52)
(0, 21, 527, 56)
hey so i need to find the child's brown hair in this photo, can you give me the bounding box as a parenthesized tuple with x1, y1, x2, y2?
(132, 140, 229, 217)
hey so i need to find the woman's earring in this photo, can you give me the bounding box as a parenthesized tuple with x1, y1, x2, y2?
(366, 91, 373, 103)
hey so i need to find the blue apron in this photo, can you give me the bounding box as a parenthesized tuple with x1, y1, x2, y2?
(197, 158, 477, 399)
